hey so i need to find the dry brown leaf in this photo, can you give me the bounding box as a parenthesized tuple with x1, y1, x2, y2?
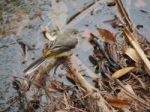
(124, 84, 136, 95)
(117, 88, 133, 101)
(112, 67, 135, 79)
(97, 28, 116, 43)
(0, 30, 13, 37)
(106, 97, 130, 109)
(43, 31, 56, 41)
(124, 47, 141, 63)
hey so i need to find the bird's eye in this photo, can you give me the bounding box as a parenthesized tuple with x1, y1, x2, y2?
(73, 31, 78, 35)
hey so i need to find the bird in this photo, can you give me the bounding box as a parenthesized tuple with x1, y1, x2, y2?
(24, 29, 79, 74)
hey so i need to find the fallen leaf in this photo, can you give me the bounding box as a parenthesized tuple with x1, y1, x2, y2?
(43, 31, 56, 41)
(112, 67, 135, 79)
(89, 33, 98, 44)
(125, 84, 136, 95)
(97, 28, 116, 43)
(117, 88, 133, 101)
(89, 55, 98, 65)
(0, 30, 13, 37)
(124, 46, 141, 63)
(106, 97, 130, 109)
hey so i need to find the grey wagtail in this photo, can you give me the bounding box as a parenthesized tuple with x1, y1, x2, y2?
(24, 29, 79, 74)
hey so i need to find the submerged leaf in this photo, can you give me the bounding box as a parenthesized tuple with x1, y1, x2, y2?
(112, 67, 135, 79)
(97, 28, 116, 43)
(106, 97, 130, 109)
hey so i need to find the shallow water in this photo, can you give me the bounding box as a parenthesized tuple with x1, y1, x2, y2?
(0, 0, 150, 111)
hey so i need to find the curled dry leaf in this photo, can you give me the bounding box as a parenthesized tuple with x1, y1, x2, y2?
(43, 31, 56, 41)
(117, 88, 133, 101)
(125, 84, 136, 95)
(124, 47, 141, 63)
(106, 97, 130, 109)
(97, 28, 116, 43)
(112, 67, 135, 79)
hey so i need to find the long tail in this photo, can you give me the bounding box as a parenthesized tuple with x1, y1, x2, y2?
(24, 56, 45, 74)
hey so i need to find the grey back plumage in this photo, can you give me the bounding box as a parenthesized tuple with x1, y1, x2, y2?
(50, 29, 79, 53)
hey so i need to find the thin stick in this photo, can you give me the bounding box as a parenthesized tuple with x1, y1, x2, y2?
(64, 57, 97, 92)
(66, 1, 95, 24)
(65, 0, 101, 30)
(115, 0, 132, 31)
